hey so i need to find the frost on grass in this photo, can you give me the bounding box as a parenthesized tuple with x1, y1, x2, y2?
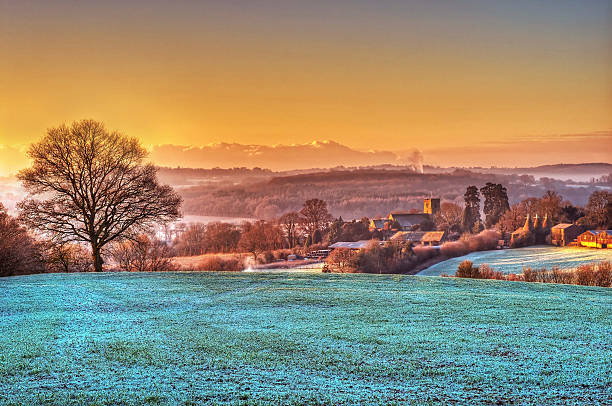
(0, 272, 610, 405)
(419, 245, 612, 276)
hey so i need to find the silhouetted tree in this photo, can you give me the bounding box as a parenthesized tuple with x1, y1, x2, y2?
(17, 120, 182, 272)
(328, 217, 344, 244)
(279, 211, 302, 248)
(434, 202, 463, 233)
(480, 183, 510, 228)
(497, 204, 525, 236)
(461, 186, 481, 232)
(538, 190, 563, 222)
(584, 191, 611, 228)
(239, 220, 283, 260)
(300, 198, 332, 235)
(561, 204, 584, 224)
(312, 229, 323, 244)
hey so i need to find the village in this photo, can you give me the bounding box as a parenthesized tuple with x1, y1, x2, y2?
(324, 197, 611, 255)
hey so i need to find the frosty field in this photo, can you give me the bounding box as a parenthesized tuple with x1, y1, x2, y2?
(418, 245, 612, 276)
(0, 272, 610, 405)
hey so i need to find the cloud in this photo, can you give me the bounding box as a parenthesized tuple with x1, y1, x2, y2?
(149, 140, 408, 171)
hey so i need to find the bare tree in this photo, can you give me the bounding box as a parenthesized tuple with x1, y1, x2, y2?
(299, 199, 332, 235)
(239, 220, 284, 261)
(43, 242, 92, 273)
(434, 202, 463, 233)
(278, 211, 302, 248)
(109, 234, 178, 272)
(585, 191, 611, 228)
(172, 223, 207, 256)
(17, 120, 182, 272)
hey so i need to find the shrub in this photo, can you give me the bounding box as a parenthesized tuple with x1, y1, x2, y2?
(413, 245, 437, 262)
(456, 261, 508, 280)
(510, 230, 535, 248)
(109, 235, 178, 272)
(198, 256, 243, 272)
(575, 264, 596, 286)
(273, 249, 292, 261)
(440, 230, 500, 258)
(325, 248, 359, 273)
(456, 260, 477, 278)
(520, 261, 611, 287)
(594, 261, 611, 287)
(260, 250, 275, 264)
(440, 240, 469, 257)
(477, 264, 505, 280)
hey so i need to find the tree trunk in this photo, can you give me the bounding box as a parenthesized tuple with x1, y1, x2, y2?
(92, 245, 103, 272)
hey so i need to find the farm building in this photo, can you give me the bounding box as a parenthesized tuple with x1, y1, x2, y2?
(390, 231, 427, 243)
(389, 230, 446, 246)
(510, 214, 551, 246)
(550, 223, 581, 246)
(421, 231, 446, 246)
(577, 230, 612, 248)
(329, 240, 381, 251)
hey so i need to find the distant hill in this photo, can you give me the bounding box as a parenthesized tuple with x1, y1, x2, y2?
(428, 163, 612, 182)
(174, 167, 610, 220)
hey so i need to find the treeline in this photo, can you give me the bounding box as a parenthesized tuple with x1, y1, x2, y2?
(1, 203, 179, 276)
(452, 260, 612, 288)
(178, 168, 608, 219)
(0, 203, 95, 276)
(441, 184, 610, 246)
(172, 199, 371, 260)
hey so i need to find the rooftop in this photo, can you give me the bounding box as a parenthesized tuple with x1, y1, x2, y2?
(551, 223, 576, 229)
(422, 231, 446, 242)
(329, 240, 380, 250)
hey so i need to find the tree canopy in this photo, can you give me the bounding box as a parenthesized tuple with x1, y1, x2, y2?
(18, 120, 182, 272)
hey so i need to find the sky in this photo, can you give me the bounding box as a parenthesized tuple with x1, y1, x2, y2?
(0, 0, 611, 173)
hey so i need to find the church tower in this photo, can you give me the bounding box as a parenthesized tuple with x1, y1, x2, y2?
(424, 198, 440, 216)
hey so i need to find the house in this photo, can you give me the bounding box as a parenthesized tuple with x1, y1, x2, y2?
(421, 231, 446, 246)
(577, 230, 612, 248)
(368, 218, 391, 232)
(387, 212, 431, 231)
(551, 223, 581, 246)
(389, 230, 446, 246)
(389, 231, 427, 243)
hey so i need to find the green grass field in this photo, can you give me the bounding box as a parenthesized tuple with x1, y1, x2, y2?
(0, 272, 610, 405)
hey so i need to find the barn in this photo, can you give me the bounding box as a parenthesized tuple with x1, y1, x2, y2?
(577, 230, 612, 248)
(550, 223, 581, 246)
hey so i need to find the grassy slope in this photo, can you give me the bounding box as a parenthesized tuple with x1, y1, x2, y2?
(0, 272, 610, 405)
(419, 246, 612, 276)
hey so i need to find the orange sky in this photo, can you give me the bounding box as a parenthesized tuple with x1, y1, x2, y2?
(1, 1, 611, 174)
